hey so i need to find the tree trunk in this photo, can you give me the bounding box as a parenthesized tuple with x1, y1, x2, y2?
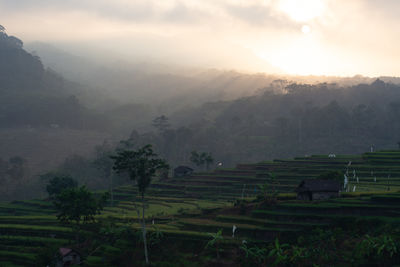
(141, 193, 149, 264)
(75, 221, 80, 246)
(110, 174, 114, 206)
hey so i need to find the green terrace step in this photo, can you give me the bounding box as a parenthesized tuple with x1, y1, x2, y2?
(214, 215, 327, 229)
(10, 200, 54, 209)
(213, 169, 255, 176)
(177, 175, 267, 182)
(0, 224, 78, 239)
(0, 261, 25, 267)
(0, 235, 68, 246)
(0, 215, 58, 225)
(251, 209, 400, 224)
(371, 194, 400, 203)
(0, 250, 36, 266)
(177, 218, 298, 240)
(273, 202, 400, 216)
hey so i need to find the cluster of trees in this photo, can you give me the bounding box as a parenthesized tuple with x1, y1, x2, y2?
(190, 151, 214, 171)
(44, 143, 167, 264)
(126, 80, 400, 167)
(45, 174, 108, 244)
(0, 156, 27, 184)
(0, 156, 29, 199)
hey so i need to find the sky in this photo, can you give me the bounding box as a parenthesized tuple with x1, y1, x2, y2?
(0, 0, 399, 77)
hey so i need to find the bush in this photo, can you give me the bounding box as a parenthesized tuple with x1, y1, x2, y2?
(45, 174, 78, 198)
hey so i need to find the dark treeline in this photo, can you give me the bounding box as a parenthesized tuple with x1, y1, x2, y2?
(0, 27, 106, 130)
(129, 79, 400, 167)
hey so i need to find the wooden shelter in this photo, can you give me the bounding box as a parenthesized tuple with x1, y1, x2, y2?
(174, 166, 194, 177)
(296, 179, 341, 201)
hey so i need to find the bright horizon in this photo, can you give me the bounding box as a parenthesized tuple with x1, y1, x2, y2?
(1, 0, 399, 77)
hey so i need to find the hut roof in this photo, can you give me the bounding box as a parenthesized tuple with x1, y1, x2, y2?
(296, 179, 341, 193)
(174, 166, 193, 172)
(59, 247, 81, 257)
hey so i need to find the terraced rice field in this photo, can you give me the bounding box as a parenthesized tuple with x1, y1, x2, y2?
(146, 150, 400, 200)
(2, 150, 400, 265)
(0, 196, 227, 266)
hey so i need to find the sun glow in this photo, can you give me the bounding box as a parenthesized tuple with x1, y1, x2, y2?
(255, 34, 346, 76)
(278, 0, 326, 22)
(301, 25, 311, 34)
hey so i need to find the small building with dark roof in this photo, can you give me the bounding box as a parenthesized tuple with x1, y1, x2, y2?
(296, 179, 341, 201)
(56, 247, 81, 267)
(174, 166, 194, 177)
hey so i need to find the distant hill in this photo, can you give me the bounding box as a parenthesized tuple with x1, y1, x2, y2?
(0, 28, 107, 130)
(0, 31, 44, 90)
(0, 26, 111, 187)
(123, 79, 400, 167)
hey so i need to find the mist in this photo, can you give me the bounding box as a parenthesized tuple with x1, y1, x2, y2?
(1, 0, 400, 76)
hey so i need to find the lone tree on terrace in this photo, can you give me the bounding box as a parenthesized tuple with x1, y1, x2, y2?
(111, 144, 168, 265)
(190, 151, 214, 171)
(53, 185, 108, 243)
(45, 174, 78, 199)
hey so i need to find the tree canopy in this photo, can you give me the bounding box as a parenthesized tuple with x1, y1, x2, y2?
(112, 144, 169, 194)
(45, 174, 78, 198)
(53, 185, 108, 225)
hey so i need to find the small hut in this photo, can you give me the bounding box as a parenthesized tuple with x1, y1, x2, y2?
(56, 247, 81, 267)
(174, 166, 194, 177)
(296, 179, 340, 201)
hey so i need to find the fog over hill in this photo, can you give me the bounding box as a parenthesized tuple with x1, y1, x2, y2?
(2, 30, 400, 200)
(26, 42, 400, 114)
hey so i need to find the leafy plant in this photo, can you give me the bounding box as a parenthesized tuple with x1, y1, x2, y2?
(240, 243, 267, 265)
(149, 225, 164, 247)
(205, 229, 224, 259)
(268, 238, 289, 266)
(257, 172, 279, 205)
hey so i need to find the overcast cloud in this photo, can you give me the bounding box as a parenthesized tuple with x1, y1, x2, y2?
(0, 0, 399, 76)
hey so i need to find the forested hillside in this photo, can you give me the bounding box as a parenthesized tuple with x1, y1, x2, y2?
(0, 27, 105, 130)
(130, 80, 400, 167)
(0, 27, 111, 200)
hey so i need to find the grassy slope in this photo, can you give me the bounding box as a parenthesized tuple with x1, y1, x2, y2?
(2, 150, 400, 265)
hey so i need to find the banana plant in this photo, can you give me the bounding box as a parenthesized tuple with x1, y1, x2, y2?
(268, 238, 289, 266)
(205, 229, 224, 259)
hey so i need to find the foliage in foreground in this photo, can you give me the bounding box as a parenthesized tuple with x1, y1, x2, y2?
(238, 227, 400, 267)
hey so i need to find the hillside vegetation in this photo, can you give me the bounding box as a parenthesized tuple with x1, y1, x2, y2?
(1, 150, 400, 266)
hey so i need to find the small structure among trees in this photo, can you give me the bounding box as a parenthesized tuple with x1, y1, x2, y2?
(296, 179, 341, 201)
(174, 166, 194, 177)
(56, 247, 81, 267)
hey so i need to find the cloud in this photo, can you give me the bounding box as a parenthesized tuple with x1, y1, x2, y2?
(0, 0, 399, 76)
(224, 3, 297, 29)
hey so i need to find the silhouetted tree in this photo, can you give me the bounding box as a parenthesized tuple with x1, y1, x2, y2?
(190, 151, 213, 171)
(45, 174, 78, 198)
(112, 144, 168, 264)
(93, 142, 115, 205)
(152, 115, 170, 133)
(204, 153, 214, 171)
(190, 151, 202, 168)
(53, 185, 108, 243)
(7, 156, 26, 180)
